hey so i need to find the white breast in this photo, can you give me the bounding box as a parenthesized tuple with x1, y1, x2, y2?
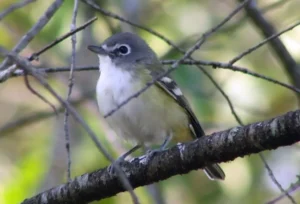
(96, 55, 168, 145)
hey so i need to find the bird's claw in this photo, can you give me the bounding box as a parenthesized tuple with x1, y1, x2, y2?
(145, 148, 162, 162)
(108, 157, 126, 175)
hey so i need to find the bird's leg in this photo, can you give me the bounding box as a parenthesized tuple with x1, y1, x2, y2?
(108, 144, 141, 174)
(146, 134, 173, 159)
(159, 134, 173, 150)
(117, 144, 142, 162)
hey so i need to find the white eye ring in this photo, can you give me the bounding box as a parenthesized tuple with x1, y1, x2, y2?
(117, 44, 131, 55)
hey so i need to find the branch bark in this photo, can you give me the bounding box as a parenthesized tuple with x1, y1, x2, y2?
(22, 109, 300, 204)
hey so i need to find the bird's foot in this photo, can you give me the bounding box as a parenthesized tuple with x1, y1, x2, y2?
(144, 148, 163, 162)
(107, 156, 126, 175)
(108, 145, 141, 175)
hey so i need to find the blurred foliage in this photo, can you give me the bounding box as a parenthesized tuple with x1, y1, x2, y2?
(0, 0, 300, 204)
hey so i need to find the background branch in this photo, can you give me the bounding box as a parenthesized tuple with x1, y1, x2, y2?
(238, 0, 300, 100)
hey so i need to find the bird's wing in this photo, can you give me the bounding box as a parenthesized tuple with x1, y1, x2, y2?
(144, 63, 205, 138)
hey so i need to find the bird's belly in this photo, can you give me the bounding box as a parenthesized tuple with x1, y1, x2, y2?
(96, 76, 189, 145)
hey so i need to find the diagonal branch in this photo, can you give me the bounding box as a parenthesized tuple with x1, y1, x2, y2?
(21, 108, 300, 204)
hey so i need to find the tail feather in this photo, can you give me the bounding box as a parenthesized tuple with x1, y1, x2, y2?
(203, 164, 225, 180)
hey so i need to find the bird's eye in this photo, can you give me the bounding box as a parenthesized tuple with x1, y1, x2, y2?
(118, 45, 130, 55)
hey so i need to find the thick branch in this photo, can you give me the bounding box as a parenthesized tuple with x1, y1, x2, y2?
(22, 109, 300, 204)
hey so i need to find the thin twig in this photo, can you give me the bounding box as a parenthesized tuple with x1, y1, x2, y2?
(258, 154, 297, 204)
(229, 20, 300, 64)
(24, 73, 58, 115)
(28, 16, 97, 61)
(0, 0, 64, 70)
(267, 177, 300, 204)
(63, 0, 79, 183)
(0, 0, 36, 21)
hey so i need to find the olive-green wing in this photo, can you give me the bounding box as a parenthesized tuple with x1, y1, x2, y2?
(144, 63, 205, 138)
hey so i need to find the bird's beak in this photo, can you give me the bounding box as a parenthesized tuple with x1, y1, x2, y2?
(87, 45, 108, 56)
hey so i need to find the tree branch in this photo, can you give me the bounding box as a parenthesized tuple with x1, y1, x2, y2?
(22, 109, 300, 204)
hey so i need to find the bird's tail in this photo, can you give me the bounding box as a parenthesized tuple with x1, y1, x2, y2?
(203, 164, 225, 180)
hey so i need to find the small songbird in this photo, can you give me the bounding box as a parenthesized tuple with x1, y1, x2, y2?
(88, 32, 225, 180)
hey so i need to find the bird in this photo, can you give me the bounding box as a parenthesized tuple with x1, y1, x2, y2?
(88, 32, 225, 180)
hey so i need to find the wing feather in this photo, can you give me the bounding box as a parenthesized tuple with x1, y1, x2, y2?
(156, 78, 205, 138)
(143, 62, 205, 138)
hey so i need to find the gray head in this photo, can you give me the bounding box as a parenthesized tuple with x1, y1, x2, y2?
(88, 32, 158, 68)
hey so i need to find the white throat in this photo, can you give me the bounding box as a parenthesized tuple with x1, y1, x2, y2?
(98, 55, 113, 73)
(96, 55, 135, 114)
